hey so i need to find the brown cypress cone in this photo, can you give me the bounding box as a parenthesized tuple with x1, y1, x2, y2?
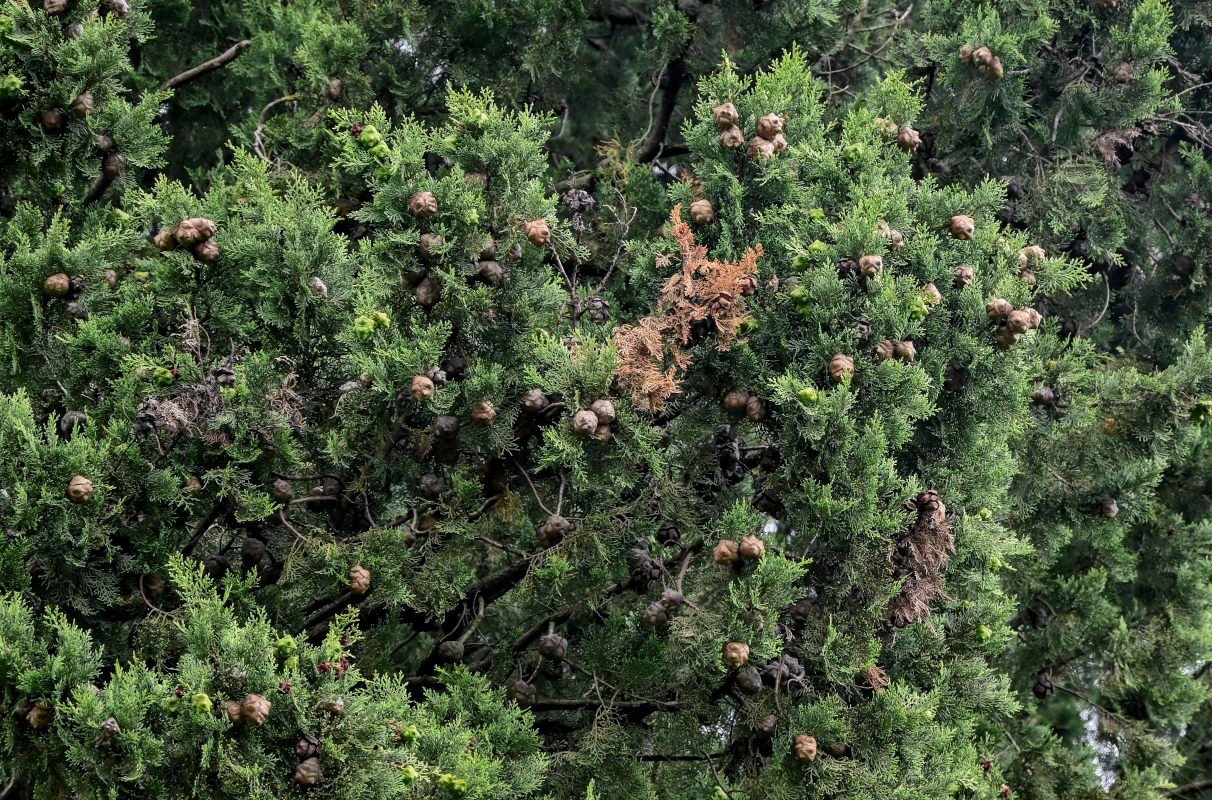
(1020, 245, 1046, 269)
(954, 265, 975, 288)
(437, 641, 464, 662)
(1018, 268, 1037, 287)
(40, 108, 66, 132)
(411, 375, 435, 402)
(736, 670, 763, 694)
(296, 734, 320, 759)
(896, 126, 921, 152)
(68, 475, 94, 503)
(572, 409, 598, 435)
(508, 680, 537, 707)
(173, 218, 217, 246)
(1006, 310, 1032, 334)
(26, 701, 53, 729)
(241, 694, 271, 725)
(745, 396, 767, 422)
(923, 283, 942, 306)
(747, 136, 775, 160)
(103, 269, 118, 289)
(859, 255, 883, 277)
(756, 113, 783, 139)
(795, 734, 818, 762)
(418, 232, 444, 260)
(1113, 62, 1133, 83)
(223, 698, 243, 727)
(153, 228, 177, 251)
(319, 697, 346, 715)
(659, 588, 684, 610)
(584, 295, 611, 325)
(433, 415, 460, 437)
(348, 565, 371, 595)
(739, 534, 765, 559)
(708, 291, 734, 312)
(44, 0, 68, 12)
(59, 410, 87, 437)
(469, 401, 496, 426)
(1024, 308, 1043, 329)
(193, 240, 221, 264)
(690, 198, 715, 225)
(986, 298, 1013, 322)
(71, 91, 95, 118)
(981, 57, 1004, 80)
(44, 273, 71, 297)
(590, 399, 617, 425)
(143, 573, 165, 597)
(101, 153, 127, 180)
(996, 326, 1021, 350)
(477, 260, 504, 287)
(240, 537, 266, 569)
(972, 46, 993, 67)
(538, 515, 572, 548)
(724, 390, 750, 413)
(718, 125, 745, 149)
(875, 340, 895, 362)
(893, 340, 917, 362)
(829, 354, 854, 383)
(524, 219, 551, 246)
(875, 117, 899, 138)
(203, 555, 229, 581)
(408, 192, 438, 218)
(950, 215, 975, 240)
(770, 133, 788, 154)
(835, 257, 860, 281)
(1100, 497, 1119, 518)
(735, 274, 758, 296)
(324, 76, 343, 100)
(722, 642, 750, 668)
(643, 602, 668, 625)
(538, 633, 568, 660)
(94, 717, 120, 748)
(293, 758, 323, 786)
(712, 102, 739, 128)
(944, 364, 969, 393)
(418, 473, 445, 499)
(877, 221, 905, 250)
(712, 539, 739, 565)
(521, 388, 549, 413)
(415, 277, 441, 307)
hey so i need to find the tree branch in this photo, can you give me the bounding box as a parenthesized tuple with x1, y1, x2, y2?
(160, 40, 251, 92)
(635, 59, 687, 163)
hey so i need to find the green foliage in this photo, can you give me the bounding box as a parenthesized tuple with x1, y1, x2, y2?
(3, 0, 1212, 799)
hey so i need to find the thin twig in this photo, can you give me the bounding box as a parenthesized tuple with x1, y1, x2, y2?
(1080, 273, 1111, 333)
(511, 457, 555, 516)
(705, 753, 738, 799)
(253, 95, 299, 162)
(160, 40, 251, 91)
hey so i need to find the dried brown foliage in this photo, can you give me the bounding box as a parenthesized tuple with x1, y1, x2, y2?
(861, 664, 890, 693)
(612, 204, 763, 411)
(886, 490, 954, 627)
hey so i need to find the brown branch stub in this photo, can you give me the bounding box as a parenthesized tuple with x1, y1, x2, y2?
(160, 40, 252, 92)
(612, 204, 762, 411)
